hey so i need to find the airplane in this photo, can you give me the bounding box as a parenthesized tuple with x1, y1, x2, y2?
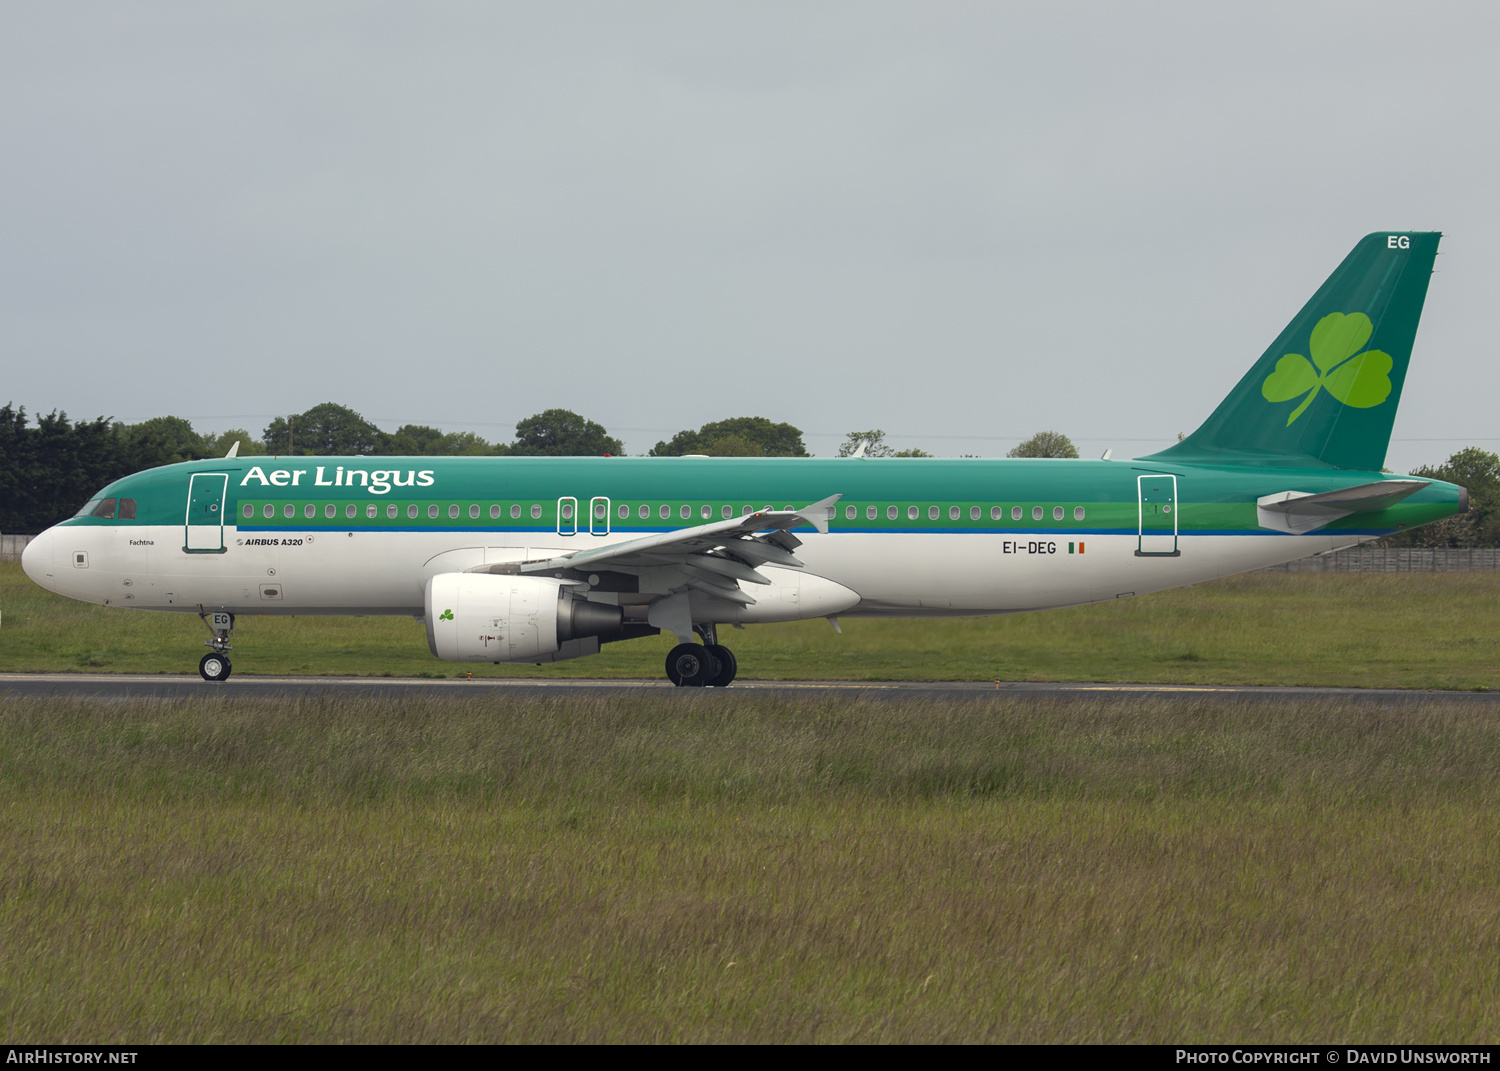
(21, 232, 1466, 685)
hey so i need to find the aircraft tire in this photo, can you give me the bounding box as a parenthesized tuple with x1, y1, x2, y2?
(665, 643, 716, 687)
(705, 645, 737, 687)
(199, 653, 231, 683)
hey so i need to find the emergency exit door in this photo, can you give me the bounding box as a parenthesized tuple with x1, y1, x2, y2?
(556, 496, 578, 537)
(1137, 474, 1180, 557)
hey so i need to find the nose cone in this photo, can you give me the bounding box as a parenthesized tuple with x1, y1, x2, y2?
(20, 529, 55, 589)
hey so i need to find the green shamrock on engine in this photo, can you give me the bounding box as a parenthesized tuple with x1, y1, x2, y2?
(1260, 312, 1393, 425)
(439, 608, 454, 621)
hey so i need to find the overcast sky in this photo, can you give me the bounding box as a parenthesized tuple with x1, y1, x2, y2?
(2, 2, 1496, 470)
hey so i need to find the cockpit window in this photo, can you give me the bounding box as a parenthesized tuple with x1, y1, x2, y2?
(118, 498, 137, 520)
(74, 499, 102, 518)
(90, 498, 117, 519)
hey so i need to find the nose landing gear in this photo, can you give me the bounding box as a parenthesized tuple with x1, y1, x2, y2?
(197, 608, 234, 682)
(199, 651, 232, 682)
(664, 624, 738, 687)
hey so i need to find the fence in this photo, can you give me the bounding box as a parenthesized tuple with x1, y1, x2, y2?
(1, 534, 34, 562)
(1259, 546, 1500, 572)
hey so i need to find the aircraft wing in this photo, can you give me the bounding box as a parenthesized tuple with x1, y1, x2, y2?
(518, 494, 843, 604)
(1257, 480, 1429, 534)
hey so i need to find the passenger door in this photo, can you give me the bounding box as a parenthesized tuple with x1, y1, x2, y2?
(185, 473, 229, 553)
(1136, 474, 1180, 557)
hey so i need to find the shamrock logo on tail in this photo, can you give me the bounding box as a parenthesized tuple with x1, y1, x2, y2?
(1261, 312, 1393, 425)
(439, 608, 454, 621)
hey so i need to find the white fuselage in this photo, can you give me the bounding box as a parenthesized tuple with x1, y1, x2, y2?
(23, 521, 1359, 622)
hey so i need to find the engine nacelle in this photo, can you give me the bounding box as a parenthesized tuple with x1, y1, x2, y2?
(424, 573, 624, 663)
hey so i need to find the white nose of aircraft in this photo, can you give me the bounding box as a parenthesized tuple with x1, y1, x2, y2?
(20, 528, 56, 591)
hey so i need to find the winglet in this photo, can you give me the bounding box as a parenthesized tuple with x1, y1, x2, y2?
(794, 494, 842, 534)
(225, 440, 240, 458)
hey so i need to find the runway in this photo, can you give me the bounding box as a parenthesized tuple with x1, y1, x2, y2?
(1, 673, 1495, 703)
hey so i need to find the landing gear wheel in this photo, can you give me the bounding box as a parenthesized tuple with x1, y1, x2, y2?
(665, 643, 718, 687)
(199, 652, 232, 682)
(705, 644, 737, 687)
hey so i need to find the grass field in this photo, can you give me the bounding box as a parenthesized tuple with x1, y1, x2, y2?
(3, 690, 1498, 1042)
(3, 561, 1499, 688)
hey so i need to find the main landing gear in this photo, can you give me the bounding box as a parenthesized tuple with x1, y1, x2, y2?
(197, 608, 234, 682)
(664, 624, 738, 688)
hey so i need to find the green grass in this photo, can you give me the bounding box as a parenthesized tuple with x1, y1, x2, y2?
(3, 691, 1499, 1042)
(3, 561, 1499, 688)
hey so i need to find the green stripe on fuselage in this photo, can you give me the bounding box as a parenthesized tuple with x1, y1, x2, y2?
(62, 455, 1465, 539)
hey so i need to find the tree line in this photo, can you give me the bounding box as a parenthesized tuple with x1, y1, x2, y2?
(0, 403, 815, 532)
(0, 400, 1083, 532)
(7, 398, 1487, 546)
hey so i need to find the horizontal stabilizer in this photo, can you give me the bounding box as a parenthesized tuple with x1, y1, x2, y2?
(1257, 480, 1428, 534)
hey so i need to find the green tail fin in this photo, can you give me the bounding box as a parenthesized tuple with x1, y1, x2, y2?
(1148, 232, 1440, 471)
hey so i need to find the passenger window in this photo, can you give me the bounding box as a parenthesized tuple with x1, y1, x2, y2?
(381, 504, 392, 519)
(887, 506, 897, 520)
(639, 505, 650, 519)
(284, 504, 295, 519)
(490, 505, 501, 519)
(327, 505, 338, 519)
(971, 506, 980, 521)
(722, 506, 733, 519)
(866, 506, 877, 520)
(346, 505, 357, 519)
(680, 505, 691, 520)
(659, 505, 670, 520)
(619, 505, 629, 520)
(119, 499, 137, 520)
(596, 502, 608, 520)
(92, 498, 117, 519)
(928, 506, 939, 520)
(701, 505, 712, 519)
(991, 506, 1002, 520)
(448, 505, 460, 519)
(949, 506, 960, 521)
(263, 504, 275, 519)
(1075, 506, 1086, 520)
(428, 505, 439, 519)
(743, 506, 753, 515)
(408, 505, 418, 519)
(243, 504, 254, 519)
(469, 505, 480, 519)
(1032, 506, 1043, 521)
(560, 502, 574, 520)
(513, 505, 523, 519)
(845, 505, 857, 520)
(304, 504, 315, 519)
(531, 505, 542, 519)
(908, 506, 919, 521)
(1012, 506, 1023, 521)
(1053, 506, 1064, 521)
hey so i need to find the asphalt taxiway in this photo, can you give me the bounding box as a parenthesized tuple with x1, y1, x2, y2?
(1, 673, 1494, 703)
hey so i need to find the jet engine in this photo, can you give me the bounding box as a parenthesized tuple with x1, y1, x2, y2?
(424, 573, 625, 663)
